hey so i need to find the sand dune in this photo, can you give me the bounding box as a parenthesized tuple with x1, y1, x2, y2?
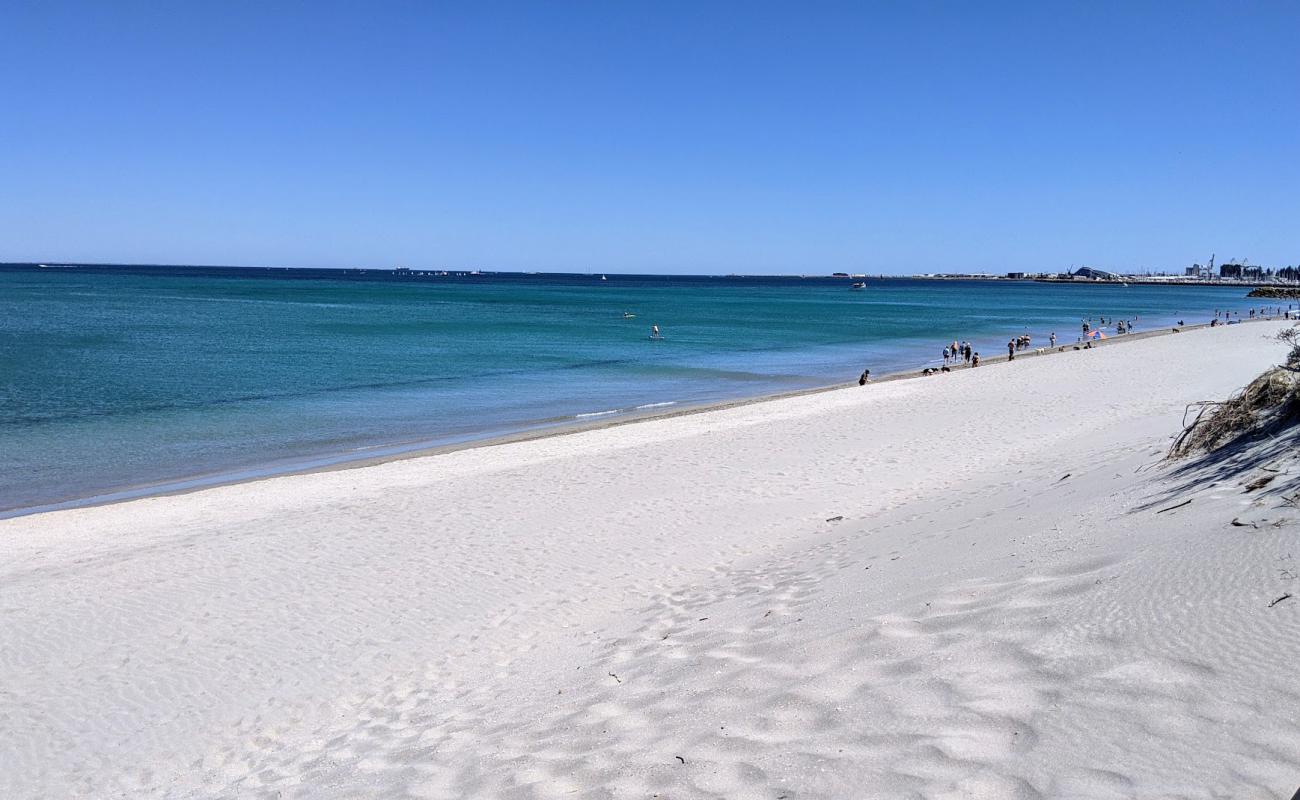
(1, 321, 1297, 799)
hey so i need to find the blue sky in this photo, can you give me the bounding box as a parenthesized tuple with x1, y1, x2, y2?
(2, 1, 1296, 274)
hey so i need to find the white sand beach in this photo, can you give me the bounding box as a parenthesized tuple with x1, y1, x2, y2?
(2, 321, 1298, 799)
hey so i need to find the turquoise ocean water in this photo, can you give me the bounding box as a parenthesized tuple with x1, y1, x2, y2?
(0, 266, 1274, 515)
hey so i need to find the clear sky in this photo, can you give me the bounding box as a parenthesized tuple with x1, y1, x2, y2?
(2, 1, 1296, 274)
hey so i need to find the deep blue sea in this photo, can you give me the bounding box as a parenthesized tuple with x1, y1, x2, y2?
(0, 265, 1271, 515)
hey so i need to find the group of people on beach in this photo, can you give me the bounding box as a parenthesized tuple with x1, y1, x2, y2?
(1081, 316, 1137, 338)
(1211, 306, 1296, 327)
(862, 338, 981, 383)
(941, 340, 974, 365)
(1006, 334, 1034, 359)
(858, 301, 1300, 387)
(1215, 306, 1293, 321)
(927, 340, 980, 374)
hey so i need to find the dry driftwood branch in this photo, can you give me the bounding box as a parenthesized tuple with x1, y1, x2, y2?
(1244, 475, 1277, 492)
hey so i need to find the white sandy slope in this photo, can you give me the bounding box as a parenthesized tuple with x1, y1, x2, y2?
(1, 321, 1298, 800)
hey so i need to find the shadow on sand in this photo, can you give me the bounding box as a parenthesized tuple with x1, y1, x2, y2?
(1133, 424, 1300, 514)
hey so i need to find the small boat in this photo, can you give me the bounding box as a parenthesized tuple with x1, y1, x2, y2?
(849, 282, 867, 291)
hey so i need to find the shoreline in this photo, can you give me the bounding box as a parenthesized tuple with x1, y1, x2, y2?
(4, 314, 1279, 521)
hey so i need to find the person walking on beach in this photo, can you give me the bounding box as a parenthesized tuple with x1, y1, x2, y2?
(963, 342, 972, 363)
(1007, 339, 1015, 360)
(1049, 332, 1057, 348)
(943, 346, 951, 365)
(971, 352, 980, 367)
(858, 368, 870, 385)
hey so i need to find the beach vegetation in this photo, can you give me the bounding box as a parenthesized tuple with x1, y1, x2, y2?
(1168, 326, 1300, 457)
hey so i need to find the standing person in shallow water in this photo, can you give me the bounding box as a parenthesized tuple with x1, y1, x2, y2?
(1050, 332, 1057, 348)
(1007, 339, 1015, 360)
